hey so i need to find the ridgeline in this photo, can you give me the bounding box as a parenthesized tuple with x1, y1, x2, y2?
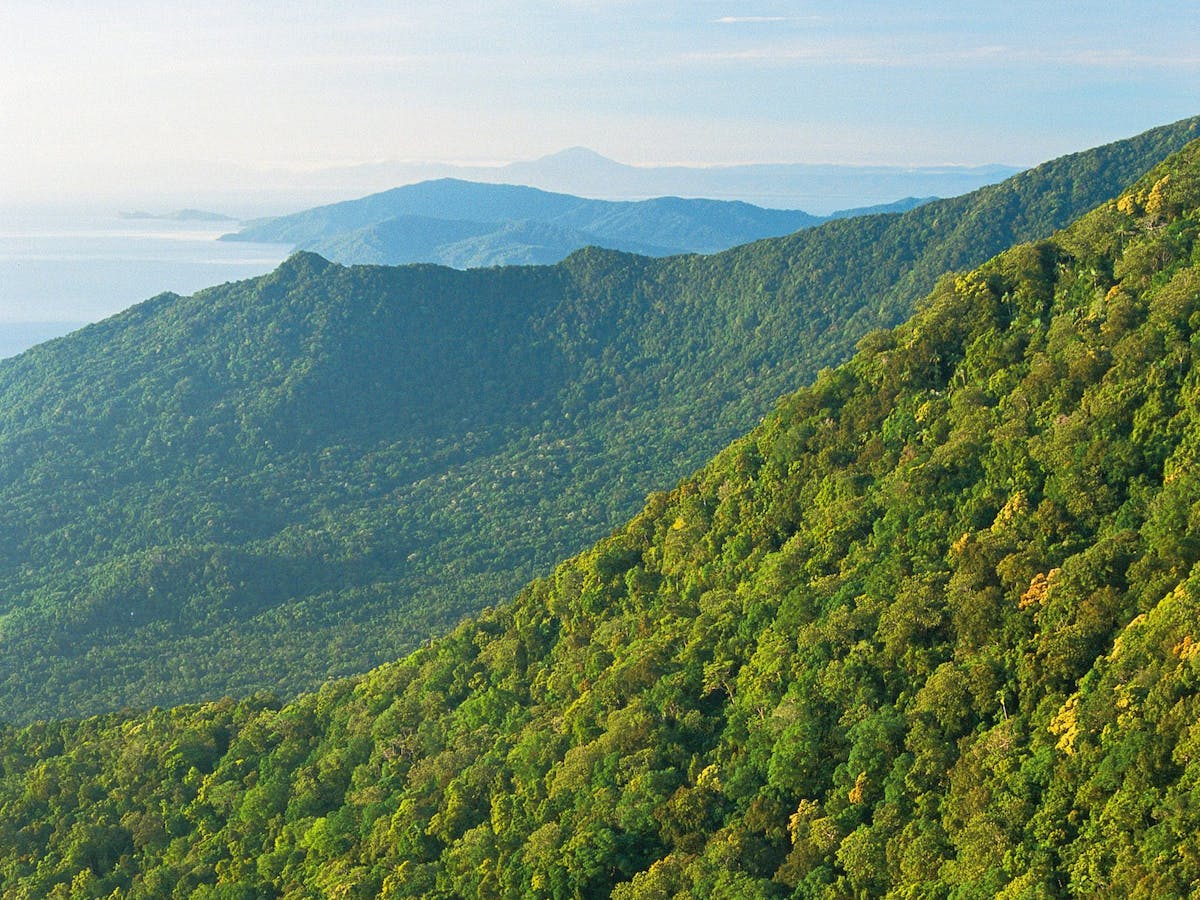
(3, 129, 1200, 898)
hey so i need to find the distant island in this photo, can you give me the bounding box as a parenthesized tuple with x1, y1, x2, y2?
(120, 208, 237, 222)
(220, 179, 934, 269)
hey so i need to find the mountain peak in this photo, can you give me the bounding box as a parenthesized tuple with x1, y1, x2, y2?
(534, 146, 619, 165)
(259, 251, 338, 288)
(279, 250, 336, 273)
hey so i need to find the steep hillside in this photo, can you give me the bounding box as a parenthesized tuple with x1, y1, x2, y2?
(3, 129, 1200, 899)
(0, 116, 1196, 722)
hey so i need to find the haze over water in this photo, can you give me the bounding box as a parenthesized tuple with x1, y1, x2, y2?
(0, 207, 291, 358)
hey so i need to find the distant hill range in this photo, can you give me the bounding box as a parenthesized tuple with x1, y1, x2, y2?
(120, 208, 236, 222)
(282, 146, 1021, 213)
(221, 180, 933, 268)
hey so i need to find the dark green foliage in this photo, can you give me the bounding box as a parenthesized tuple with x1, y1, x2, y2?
(0, 118, 1197, 723)
(3, 131, 1200, 897)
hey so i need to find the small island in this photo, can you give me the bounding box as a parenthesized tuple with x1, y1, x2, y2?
(119, 208, 237, 222)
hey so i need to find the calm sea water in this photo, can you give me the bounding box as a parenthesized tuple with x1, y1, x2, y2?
(0, 208, 292, 358)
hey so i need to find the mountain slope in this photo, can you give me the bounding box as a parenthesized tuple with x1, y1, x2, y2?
(222, 179, 824, 266)
(826, 195, 933, 218)
(3, 128, 1200, 899)
(0, 116, 1196, 722)
(310, 215, 678, 268)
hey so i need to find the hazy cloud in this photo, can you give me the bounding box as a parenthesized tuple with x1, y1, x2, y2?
(715, 16, 795, 24)
(673, 41, 1200, 70)
(2, 0, 1197, 203)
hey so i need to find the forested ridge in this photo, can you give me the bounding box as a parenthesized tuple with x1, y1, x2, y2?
(3, 133, 1200, 897)
(0, 117, 1195, 723)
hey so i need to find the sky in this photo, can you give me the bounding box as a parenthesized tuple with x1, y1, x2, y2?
(2, 1, 1198, 208)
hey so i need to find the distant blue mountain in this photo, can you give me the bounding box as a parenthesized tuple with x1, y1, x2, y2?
(295, 147, 1020, 212)
(308, 214, 678, 268)
(827, 196, 935, 219)
(221, 179, 899, 267)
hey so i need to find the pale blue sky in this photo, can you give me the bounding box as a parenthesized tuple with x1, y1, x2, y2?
(2, 1, 1198, 205)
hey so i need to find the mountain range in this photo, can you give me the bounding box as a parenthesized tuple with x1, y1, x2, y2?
(221, 180, 930, 268)
(120, 209, 237, 222)
(0, 116, 1194, 724)
(283, 146, 1020, 213)
(2, 122, 1200, 897)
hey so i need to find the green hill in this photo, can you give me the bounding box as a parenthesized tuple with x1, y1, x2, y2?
(0, 117, 1196, 723)
(3, 126, 1200, 899)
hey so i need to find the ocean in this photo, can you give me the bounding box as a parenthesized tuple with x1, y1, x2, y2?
(0, 208, 292, 358)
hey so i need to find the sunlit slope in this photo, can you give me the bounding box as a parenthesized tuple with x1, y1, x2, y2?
(3, 128, 1200, 899)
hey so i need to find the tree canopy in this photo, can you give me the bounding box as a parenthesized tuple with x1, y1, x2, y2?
(2, 128, 1200, 898)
